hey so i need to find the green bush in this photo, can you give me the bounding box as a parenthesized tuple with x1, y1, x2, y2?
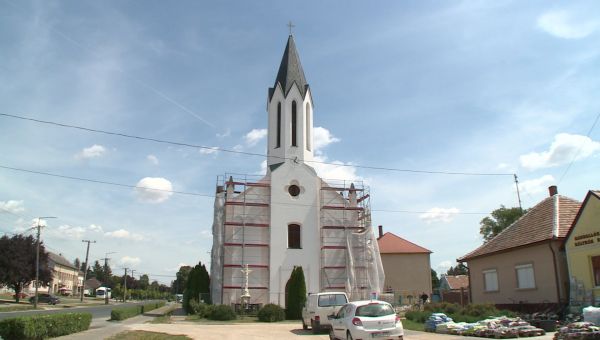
(142, 301, 166, 313)
(207, 305, 236, 321)
(111, 305, 143, 320)
(188, 300, 212, 318)
(0, 312, 92, 339)
(285, 267, 307, 320)
(416, 303, 516, 324)
(258, 304, 285, 322)
(405, 310, 429, 323)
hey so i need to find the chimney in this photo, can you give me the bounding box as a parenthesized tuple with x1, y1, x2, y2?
(548, 185, 558, 197)
(378, 225, 383, 239)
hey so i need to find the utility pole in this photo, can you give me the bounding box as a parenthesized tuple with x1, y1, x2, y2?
(100, 252, 116, 305)
(80, 239, 96, 302)
(123, 268, 128, 302)
(33, 216, 56, 309)
(514, 174, 523, 213)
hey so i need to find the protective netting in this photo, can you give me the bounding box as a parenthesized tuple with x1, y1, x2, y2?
(345, 226, 385, 300)
(209, 191, 225, 305)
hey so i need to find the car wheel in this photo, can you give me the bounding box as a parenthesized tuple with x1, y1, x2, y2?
(329, 329, 337, 340)
(312, 320, 320, 334)
(346, 331, 353, 340)
(302, 319, 307, 330)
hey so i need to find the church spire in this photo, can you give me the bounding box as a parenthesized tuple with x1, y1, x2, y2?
(270, 35, 309, 100)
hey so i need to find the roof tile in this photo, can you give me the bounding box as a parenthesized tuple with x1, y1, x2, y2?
(377, 232, 431, 254)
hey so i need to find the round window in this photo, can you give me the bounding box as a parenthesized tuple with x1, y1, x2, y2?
(288, 185, 300, 197)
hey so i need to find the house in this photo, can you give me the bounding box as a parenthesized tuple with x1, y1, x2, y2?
(458, 186, 580, 311)
(84, 277, 103, 296)
(565, 190, 600, 308)
(439, 275, 469, 305)
(376, 226, 432, 305)
(25, 252, 81, 296)
(209, 35, 384, 307)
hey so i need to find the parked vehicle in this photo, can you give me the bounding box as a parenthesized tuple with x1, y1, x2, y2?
(176, 294, 183, 303)
(328, 300, 403, 340)
(29, 294, 60, 305)
(302, 292, 349, 334)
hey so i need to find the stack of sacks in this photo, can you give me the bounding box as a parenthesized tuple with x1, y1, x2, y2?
(583, 306, 600, 326)
(554, 322, 600, 340)
(424, 313, 453, 332)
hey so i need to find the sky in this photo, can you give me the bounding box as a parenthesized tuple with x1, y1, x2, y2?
(1, 0, 599, 285)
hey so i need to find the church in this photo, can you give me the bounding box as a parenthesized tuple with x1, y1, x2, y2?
(210, 35, 384, 307)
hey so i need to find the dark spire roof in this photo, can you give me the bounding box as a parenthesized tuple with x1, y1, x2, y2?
(270, 35, 309, 100)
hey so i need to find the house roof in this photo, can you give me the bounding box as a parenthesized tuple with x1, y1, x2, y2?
(458, 195, 581, 262)
(85, 277, 102, 289)
(269, 35, 309, 100)
(443, 275, 469, 290)
(48, 252, 78, 270)
(377, 232, 432, 254)
(564, 190, 600, 243)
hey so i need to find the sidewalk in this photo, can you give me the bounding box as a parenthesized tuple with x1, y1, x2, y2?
(54, 304, 174, 340)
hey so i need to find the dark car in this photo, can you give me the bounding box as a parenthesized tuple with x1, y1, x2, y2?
(29, 293, 60, 305)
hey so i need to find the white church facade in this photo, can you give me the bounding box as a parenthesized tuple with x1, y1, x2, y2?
(210, 35, 384, 307)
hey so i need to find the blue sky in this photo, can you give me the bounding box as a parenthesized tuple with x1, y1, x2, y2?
(1, 1, 599, 284)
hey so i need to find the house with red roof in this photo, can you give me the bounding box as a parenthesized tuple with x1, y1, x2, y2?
(458, 186, 581, 311)
(377, 226, 432, 305)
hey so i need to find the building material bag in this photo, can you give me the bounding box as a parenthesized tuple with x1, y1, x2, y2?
(583, 306, 600, 325)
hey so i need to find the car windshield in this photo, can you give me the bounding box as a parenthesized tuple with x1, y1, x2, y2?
(318, 294, 348, 307)
(355, 303, 395, 317)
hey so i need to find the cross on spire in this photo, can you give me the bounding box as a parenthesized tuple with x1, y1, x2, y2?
(287, 21, 295, 35)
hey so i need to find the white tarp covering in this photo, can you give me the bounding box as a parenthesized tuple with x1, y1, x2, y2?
(209, 191, 225, 305)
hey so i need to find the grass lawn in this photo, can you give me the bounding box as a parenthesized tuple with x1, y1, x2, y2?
(108, 331, 191, 340)
(401, 319, 425, 331)
(0, 304, 38, 312)
(149, 315, 172, 324)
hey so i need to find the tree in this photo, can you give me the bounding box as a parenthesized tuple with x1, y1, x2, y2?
(74, 258, 81, 271)
(285, 266, 307, 320)
(91, 261, 104, 282)
(0, 235, 52, 302)
(480, 205, 527, 242)
(139, 274, 150, 290)
(172, 265, 192, 294)
(183, 262, 211, 313)
(446, 263, 468, 276)
(431, 269, 440, 290)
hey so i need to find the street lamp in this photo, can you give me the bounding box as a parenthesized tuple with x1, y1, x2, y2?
(33, 216, 56, 309)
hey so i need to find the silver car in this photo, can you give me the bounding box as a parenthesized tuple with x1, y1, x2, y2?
(328, 300, 403, 340)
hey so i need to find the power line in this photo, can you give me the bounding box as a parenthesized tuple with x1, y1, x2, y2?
(558, 112, 600, 184)
(0, 162, 491, 215)
(0, 113, 514, 177)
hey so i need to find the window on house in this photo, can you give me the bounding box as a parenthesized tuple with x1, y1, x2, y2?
(291, 101, 297, 147)
(276, 102, 281, 148)
(288, 224, 301, 249)
(306, 103, 311, 151)
(483, 269, 498, 292)
(515, 264, 536, 289)
(593, 256, 600, 286)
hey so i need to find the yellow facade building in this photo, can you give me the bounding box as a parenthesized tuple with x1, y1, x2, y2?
(565, 190, 600, 307)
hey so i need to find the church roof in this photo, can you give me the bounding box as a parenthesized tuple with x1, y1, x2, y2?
(377, 232, 432, 254)
(269, 35, 309, 100)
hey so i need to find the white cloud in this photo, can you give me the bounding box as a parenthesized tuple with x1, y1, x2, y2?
(120, 256, 141, 266)
(75, 144, 107, 159)
(419, 207, 460, 224)
(135, 177, 173, 203)
(88, 224, 104, 233)
(200, 229, 212, 238)
(519, 174, 555, 196)
(232, 144, 244, 152)
(313, 127, 340, 151)
(105, 228, 144, 241)
(0, 200, 25, 214)
(311, 154, 360, 181)
(437, 260, 453, 274)
(51, 224, 86, 240)
(216, 128, 231, 138)
(30, 218, 48, 228)
(147, 154, 159, 165)
(199, 146, 219, 155)
(537, 10, 598, 39)
(244, 128, 267, 147)
(519, 133, 600, 170)
(166, 262, 189, 272)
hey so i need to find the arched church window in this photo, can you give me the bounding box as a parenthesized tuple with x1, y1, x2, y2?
(276, 102, 281, 148)
(291, 101, 297, 147)
(305, 103, 311, 151)
(288, 224, 301, 249)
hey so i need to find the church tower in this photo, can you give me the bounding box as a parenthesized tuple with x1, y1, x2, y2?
(267, 35, 314, 169)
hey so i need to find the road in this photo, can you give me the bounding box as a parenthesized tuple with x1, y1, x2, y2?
(0, 301, 151, 320)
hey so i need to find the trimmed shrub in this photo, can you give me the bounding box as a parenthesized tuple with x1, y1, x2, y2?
(111, 305, 143, 320)
(285, 267, 307, 320)
(258, 304, 285, 322)
(189, 300, 212, 318)
(0, 312, 92, 339)
(142, 301, 166, 313)
(207, 305, 236, 321)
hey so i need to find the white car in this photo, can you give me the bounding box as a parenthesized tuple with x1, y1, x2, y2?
(328, 300, 404, 340)
(302, 292, 349, 333)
